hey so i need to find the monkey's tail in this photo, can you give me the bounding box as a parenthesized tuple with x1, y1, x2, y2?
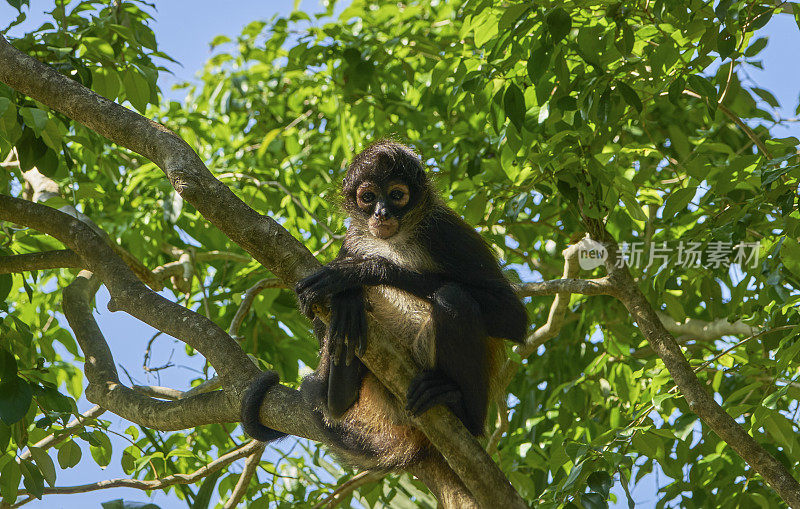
(241, 371, 289, 442)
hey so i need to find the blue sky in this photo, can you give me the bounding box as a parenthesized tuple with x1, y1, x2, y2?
(1, 2, 799, 508)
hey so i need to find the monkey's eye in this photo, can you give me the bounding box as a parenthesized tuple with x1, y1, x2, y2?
(389, 190, 405, 201)
(361, 191, 376, 203)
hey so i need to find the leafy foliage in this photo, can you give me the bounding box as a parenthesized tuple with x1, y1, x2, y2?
(1, 0, 799, 507)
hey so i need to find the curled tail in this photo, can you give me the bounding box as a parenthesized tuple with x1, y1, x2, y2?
(241, 371, 288, 442)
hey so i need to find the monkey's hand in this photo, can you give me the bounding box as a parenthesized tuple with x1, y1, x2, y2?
(296, 264, 361, 317)
(329, 287, 368, 365)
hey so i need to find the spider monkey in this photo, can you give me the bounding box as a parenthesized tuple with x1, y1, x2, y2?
(241, 140, 528, 468)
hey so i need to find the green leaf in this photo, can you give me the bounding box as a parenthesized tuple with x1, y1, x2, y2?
(587, 471, 613, 498)
(687, 75, 718, 104)
(620, 193, 648, 222)
(21, 276, 32, 303)
(745, 37, 768, 58)
(545, 8, 571, 43)
(504, 83, 526, 130)
(615, 22, 634, 55)
(122, 69, 150, 114)
(762, 164, 797, 187)
(19, 460, 44, 500)
(498, 3, 529, 30)
(750, 5, 773, 30)
(0, 349, 16, 383)
(210, 35, 231, 49)
(582, 492, 608, 509)
(662, 187, 696, 220)
(717, 29, 735, 60)
(57, 440, 82, 469)
(473, 14, 499, 47)
(28, 447, 56, 486)
(562, 461, 584, 491)
(781, 238, 800, 279)
(752, 87, 779, 108)
(192, 470, 222, 509)
(616, 81, 642, 113)
(81, 37, 115, 60)
(90, 430, 113, 467)
(527, 44, 550, 84)
(0, 376, 33, 425)
(0, 460, 21, 504)
(19, 107, 48, 133)
(0, 273, 11, 303)
(794, 3, 800, 30)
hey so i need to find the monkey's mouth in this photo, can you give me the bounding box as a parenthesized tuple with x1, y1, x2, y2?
(368, 217, 399, 239)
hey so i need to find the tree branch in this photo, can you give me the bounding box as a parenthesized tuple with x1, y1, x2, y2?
(312, 470, 385, 509)
(62, 270, 239, 429)
(229, 277, 285, 338)
(222, 443, 266, 509)
(0, 250, 82, 273)
(16, 440, 263, 499)
(0, 35, 317, 285)
(17, 405, 105, 462)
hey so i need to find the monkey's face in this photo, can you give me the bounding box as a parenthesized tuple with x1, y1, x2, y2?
(354, 180, 411, 239)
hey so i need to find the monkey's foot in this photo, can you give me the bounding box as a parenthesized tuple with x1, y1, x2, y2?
(406, 370, 462, 417)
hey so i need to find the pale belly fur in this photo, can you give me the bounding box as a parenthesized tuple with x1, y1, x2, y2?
(347, 230, 437, 367)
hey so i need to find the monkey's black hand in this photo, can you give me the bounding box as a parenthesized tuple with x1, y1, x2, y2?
(296, 266, 360, 317)
(296, 276, 324, 318)
(329, 287, 368, 365)
(406, 370, 464, 418)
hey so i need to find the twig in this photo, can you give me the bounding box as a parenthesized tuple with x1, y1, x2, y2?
(17, 405, 105, 461)
(15, 440, 263, 499)
(131, 385, 183, 400)
(181, 377, 222, 398)
(217, 172, 344, 240)
(682, 89, 772, 158)
(229, 278, 286, 338)
(223, 443, 266, 509)
(312, 470, 385, 508)
(486, 396, 509, 456)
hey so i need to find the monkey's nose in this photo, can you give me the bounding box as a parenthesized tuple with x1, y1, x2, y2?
(374, 206, 390, 220)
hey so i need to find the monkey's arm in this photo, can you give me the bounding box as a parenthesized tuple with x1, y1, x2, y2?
(296, 256, 443, 316)
(420, 208, 529, 343)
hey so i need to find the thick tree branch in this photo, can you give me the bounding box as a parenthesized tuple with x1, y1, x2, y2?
(0, 35, 317, 285)
(0, 250, 82, 273)
(62, 270, 239, 429)
(514, 276, 616, 298)
(20, 167, 165, 291)
(655, 311, 758, 341)
(0, 195, 255, 387)
(58, 264, 327, 442)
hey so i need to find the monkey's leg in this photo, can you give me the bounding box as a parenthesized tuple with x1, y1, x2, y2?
(406, 283, 488, 436)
